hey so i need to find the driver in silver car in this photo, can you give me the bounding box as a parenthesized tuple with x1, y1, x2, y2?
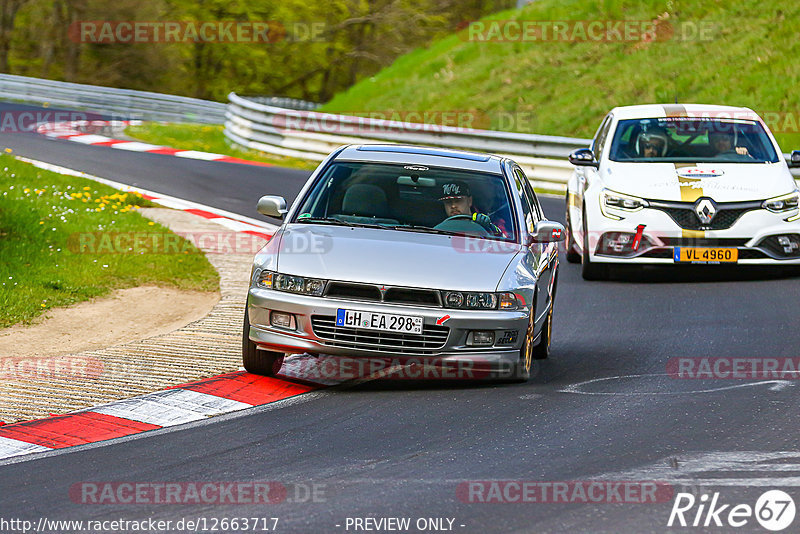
(439, 181, 502, 235)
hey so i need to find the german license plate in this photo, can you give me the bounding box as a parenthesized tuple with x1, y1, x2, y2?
(674, 247, 738, 263)
(336, 309, 423, 334)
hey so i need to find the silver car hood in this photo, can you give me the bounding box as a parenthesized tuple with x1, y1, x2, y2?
(275, 225, 521, 292)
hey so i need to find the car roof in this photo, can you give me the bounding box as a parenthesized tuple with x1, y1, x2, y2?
(609, 104, 761, 121)
(334, 144, 506, 174)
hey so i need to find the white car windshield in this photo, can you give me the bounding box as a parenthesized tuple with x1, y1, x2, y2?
(609, 117, 780, 163)
(293, 162, 518, 241)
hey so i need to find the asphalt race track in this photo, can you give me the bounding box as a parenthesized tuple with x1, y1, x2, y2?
(1, 103, 800, 533)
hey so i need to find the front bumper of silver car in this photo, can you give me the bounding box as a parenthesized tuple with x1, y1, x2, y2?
(246, 288, 529, 370)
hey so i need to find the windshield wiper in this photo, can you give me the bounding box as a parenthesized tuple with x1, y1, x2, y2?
(386, 225, 456, 235)
(294, 216, 350, 225)
(294, 217, 391, 230)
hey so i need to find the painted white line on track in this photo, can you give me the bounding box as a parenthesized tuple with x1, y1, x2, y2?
(110, 141, 164, 151)
(595, 451, 800, 486)
(67, 134, 115, 144)
(558, 373, 794, 395)
(174, 150, 226, 160)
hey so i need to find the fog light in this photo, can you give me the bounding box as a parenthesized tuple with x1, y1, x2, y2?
(270, 311, 295, 330)
(469, 330, 495, 346)
(777, 235, 800, 254)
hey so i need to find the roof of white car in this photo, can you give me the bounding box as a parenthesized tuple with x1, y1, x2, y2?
(609, 104, 760, 121)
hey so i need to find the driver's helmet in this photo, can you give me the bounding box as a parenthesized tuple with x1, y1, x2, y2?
(635, 127, 669, 157)
(708, 127, 737, 148)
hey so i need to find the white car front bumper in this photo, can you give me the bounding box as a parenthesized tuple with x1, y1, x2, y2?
(578, 196, 800, 265)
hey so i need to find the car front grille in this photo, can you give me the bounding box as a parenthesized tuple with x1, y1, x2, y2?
(310, 315, 449, 354)
(656, 206, 754, 230)
(324, 282, 441, 307)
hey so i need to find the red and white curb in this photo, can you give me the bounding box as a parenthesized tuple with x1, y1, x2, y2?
(15, 156, 278, 240)
(0, 371, 321, 460)
(35, 120, 272, 167)
(0, 355, 414, 460)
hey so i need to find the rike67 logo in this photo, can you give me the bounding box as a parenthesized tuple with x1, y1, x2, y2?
(668, 490, 796, 531)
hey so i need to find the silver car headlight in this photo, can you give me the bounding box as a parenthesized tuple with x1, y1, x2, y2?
(762, 191, 800, 213)
(252, 269, 326, 296)
(441, 291, 521, 310)
(600, 189, 649, 220)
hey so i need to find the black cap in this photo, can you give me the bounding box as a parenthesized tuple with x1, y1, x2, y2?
(439, 181, 471, 200)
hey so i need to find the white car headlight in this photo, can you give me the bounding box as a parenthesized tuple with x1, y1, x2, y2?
(600, 189, 649, 219)
(762, 191, 800, 213)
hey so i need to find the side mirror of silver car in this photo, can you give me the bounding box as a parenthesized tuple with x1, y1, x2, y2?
(790, 150, 800, 168)
(531, 220, 566, 243)
(257, 195, 288, 219)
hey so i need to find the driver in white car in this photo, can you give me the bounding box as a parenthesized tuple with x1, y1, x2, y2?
(439, 181, 503, 235)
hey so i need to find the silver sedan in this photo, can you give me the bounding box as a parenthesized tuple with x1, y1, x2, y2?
(243, 144, 565, 381)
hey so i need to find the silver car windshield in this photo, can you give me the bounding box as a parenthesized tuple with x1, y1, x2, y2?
(609, 118, 780, 163)
(292, 162, 518, 241)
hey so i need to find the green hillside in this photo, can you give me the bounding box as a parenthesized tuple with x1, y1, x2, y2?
(321, 0, 800, 151)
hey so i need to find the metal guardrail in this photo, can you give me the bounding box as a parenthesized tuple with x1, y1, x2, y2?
(224, 92, 589, 191)
(0, 73, 226, 123)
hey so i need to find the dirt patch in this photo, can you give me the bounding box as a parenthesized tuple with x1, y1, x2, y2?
(0, 286, 219, 358)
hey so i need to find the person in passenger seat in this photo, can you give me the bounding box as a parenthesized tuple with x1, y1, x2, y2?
(439, 181, 502, 235)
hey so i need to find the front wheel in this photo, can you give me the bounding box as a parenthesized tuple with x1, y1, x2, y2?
(508, 314, 536, 382)
(242, 307, 284, 376)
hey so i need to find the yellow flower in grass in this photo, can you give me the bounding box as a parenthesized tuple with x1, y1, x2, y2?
(83, 187, 90, 191)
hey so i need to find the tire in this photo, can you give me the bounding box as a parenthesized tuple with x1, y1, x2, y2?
(565, 199, 581, 264)
(508, 313, 536, 382)
(531, 305, 552, 360)
(242, 307, 284, 376)
(581, 206, 609, 281)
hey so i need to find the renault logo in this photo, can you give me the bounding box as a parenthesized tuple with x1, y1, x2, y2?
(694, 198, 717, 225)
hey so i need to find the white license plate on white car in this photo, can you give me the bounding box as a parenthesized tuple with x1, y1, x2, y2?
(336, 309, 423, 334)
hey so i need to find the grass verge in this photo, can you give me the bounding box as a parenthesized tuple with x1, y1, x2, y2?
(0, 155, 219, 328)
(125, 123, 318, 170)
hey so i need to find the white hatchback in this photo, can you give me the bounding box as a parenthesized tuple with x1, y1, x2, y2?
(565, 104, 800, 279)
